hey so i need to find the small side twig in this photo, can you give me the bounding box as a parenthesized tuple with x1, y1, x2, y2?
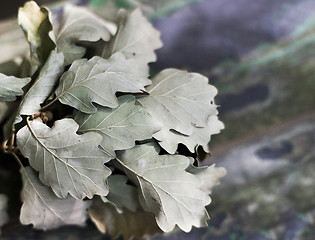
(1, 130, 23, 168)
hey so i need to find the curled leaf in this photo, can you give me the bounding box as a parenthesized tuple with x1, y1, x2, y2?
(18, 1, 55, 73)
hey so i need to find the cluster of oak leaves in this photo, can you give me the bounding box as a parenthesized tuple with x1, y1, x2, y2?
(0, 1, 227, 239)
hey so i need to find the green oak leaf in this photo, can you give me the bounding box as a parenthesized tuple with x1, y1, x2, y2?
(20, 166, 90, 230)
(75, 95, 160, 157)
(18, 1, 55, 73)
(16, 118, 111, 199)
(55, 53, 151, 114)
(102, 174, 140, 213)
(89, 197, 161, 240)
(15, 50, 64, 124)
(116, 143, 211, 232)
(0, 74, 30, 102)
(137, 68, 218, 136)
(154, 115, 224, 154)
(56, 4, 115, 65)
(102, 8, 162, 74)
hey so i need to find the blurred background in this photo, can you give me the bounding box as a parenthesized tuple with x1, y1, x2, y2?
(0, 0, 315, 239)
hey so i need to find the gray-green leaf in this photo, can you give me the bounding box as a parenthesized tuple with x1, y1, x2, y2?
(0, 74, 30, 102)
(102, 174, 140, 212)
(55, 53, 151, 114)
(16, 118, 111, 199)
(116, 143, 211, 232)
(56, 4, 115, 65)
(20, 166, 89, 230)
(89, 197, 161, 240)
(102, 8, 162, 74)
(75, 95, 160, 157)
(18, 1, 55, 73)
(15, 50, 64, 124)
(137, 68, 218, 136)
(154, 115, 224, 154)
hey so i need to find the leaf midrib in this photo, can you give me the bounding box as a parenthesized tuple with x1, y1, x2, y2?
(115, 156, 195, 219)
(56, 61, 142, 104)
(26, 120, 105, 194)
